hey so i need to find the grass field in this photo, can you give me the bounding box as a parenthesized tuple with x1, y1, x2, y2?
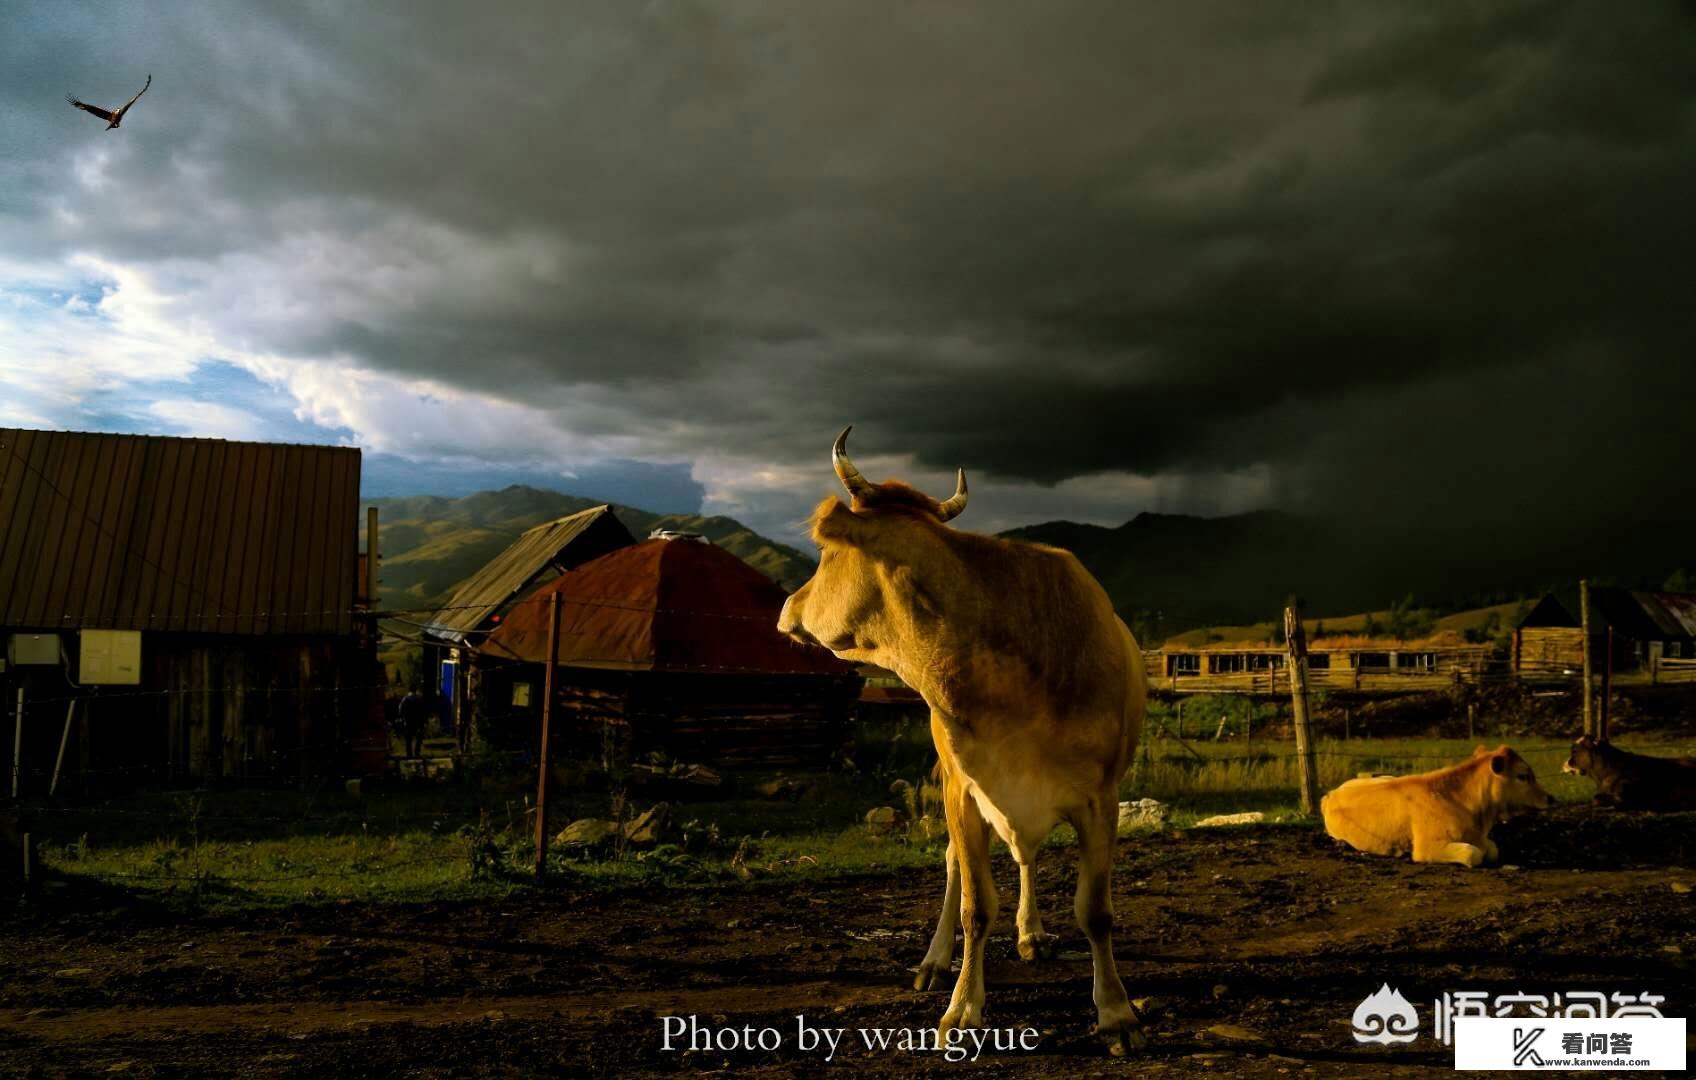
(30, 730, 1693, 912)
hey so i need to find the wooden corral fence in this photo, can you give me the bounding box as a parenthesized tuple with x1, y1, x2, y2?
(1143, 642, 1498, 696)
(1657, 658, 1696, 685)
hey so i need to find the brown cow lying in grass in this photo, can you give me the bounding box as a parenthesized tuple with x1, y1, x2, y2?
(1563, 734, 1696, 811)
(1321, 745, 1555, 867)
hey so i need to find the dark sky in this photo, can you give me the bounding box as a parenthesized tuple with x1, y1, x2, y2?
(2, 1, 1692, 562)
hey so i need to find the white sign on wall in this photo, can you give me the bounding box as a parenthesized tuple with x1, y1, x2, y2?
(79, 630, 142, 685)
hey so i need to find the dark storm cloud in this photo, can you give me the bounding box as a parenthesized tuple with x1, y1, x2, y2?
(4, 1, 1692, 559)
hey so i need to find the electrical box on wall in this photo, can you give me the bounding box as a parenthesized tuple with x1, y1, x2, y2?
(79, 630, 142, 685)
(511, 682, 532, 707)
(7, 633, 61, 666)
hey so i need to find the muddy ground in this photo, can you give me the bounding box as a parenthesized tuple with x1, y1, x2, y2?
(2, 807, 1691, 1078)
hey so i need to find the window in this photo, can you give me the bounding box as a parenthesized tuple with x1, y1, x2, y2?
(1671, 642, 1685, 659)
(1307, 652, 1331, 669)
(1210, 653, 1247, 674)
(1397, 652, 1438, 671)
(1355, 652, 1391, 669)
(1170, 653, 1200, 676)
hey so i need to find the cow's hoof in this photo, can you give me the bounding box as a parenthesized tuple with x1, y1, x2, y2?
(913, 960, 952, 991)
(1016, 932, 1059, 961)
(938, 1000, 982, 1040)
(1093, 1004, 1147, 1057)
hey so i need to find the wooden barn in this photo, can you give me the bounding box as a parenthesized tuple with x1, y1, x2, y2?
(418, 505, 635, 743)
(475, 533, 860, 768)
(1151, 634, 1495, 694)
(0, 428, 380, 787)
(1514, 586, 1696, 678)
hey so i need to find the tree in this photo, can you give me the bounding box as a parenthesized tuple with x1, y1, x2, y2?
(1385, 593, 1436, 640)
(1665, 568, 1693, 594)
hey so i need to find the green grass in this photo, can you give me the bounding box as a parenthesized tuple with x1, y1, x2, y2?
(1120, 732, 1696, 816)
(31, 731, 1694, 912)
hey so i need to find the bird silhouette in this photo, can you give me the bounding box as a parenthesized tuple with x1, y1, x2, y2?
(67, 74, 150, 130)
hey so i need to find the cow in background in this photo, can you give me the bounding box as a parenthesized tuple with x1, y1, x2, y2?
(1322, 744, 1555, 866)
(1563, 734, 1696, 810)
(778, 428, 1148, 1053)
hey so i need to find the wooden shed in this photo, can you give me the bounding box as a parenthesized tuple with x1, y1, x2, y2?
(0, 428, 378, 785)
(1151, 633, 1495, 694)
(476, 534, 860, 768)
(1514, 587, 1696, 678)
(418, 505, 635, 743)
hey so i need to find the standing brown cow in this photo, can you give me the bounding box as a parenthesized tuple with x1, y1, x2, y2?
(778, 428, 1149, 1053)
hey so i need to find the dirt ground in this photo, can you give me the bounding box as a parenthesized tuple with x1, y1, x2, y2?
(2, 807, 1691, 1078)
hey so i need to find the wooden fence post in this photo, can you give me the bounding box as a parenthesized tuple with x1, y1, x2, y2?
(534, 592, 562, 881)
(1285, 606, 1320, 816)
(49, 700, 76, 797)
(1579, 579, 1594, 738)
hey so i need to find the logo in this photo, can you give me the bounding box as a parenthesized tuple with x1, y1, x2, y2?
(1351, 984, 1419, 1044)
(1513, 1026, 1546, 1066)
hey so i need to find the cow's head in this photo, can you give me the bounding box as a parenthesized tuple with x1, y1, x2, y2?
(1484, 745, 1557, 810)
(777, 427, 967, 668)
(1562, 733, 1605, 776)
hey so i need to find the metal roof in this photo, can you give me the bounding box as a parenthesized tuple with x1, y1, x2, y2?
(0, 428, 360, 635)
(421, 506, 634, 641)
(1518, 586, 1696, 640)
(481, 536, 853, 676)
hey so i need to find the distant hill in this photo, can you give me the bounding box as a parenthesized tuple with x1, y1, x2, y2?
(1002, 510, 1363, 637)
(1159, 600, 1530, 650)
(363, 485, 817, 609)
(1001, 507, 1686, 643)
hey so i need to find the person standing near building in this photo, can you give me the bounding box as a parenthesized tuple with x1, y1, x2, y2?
(398, 686, 427, 760)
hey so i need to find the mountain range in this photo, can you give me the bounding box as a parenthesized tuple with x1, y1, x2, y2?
(365, 485, 817, 610)
(364, 486, 1686, 640)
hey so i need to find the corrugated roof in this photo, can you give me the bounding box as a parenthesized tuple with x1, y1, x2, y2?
(421, 506, 634, 641)
(0, 428, 359, 635)
(481, 536, 853, 676)
(1632, 591, 1696, 638)
(1517, 586, 1696, 640)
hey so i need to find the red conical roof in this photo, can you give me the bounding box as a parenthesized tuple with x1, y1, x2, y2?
(480, 538, 850, 676)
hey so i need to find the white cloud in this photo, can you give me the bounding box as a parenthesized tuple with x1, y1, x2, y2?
(146, 398, 264, 441)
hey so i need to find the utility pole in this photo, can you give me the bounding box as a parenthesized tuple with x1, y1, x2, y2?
(533, 592, 562, 881)
(1601, 625, 1614, 742)
(1579, 579, 1593, 738)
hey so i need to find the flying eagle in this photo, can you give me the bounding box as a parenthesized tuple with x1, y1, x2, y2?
(67, 74, 150, 130)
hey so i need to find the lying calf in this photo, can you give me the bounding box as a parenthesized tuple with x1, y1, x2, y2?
(1563, 734, 1696, 811)
(1321, 745, 1555, 867)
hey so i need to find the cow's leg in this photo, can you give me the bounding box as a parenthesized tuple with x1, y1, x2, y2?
(1072, 794, 1144, 1056)
(937, 784, 995, 1038)
(1012, 840, 1054, 960)
(914, 837, 960, 990)
(1412, 830, 1485, 867)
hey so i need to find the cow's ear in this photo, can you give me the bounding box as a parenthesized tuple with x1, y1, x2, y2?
(809, 497, 859, 542)
(1473, 744, 1490, 756)
(1490, 752, 1508, 775)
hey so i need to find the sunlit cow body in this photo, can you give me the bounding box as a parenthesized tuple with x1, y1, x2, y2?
(1321, 745, 1555, 867)
(778, 429, 1148, 1052)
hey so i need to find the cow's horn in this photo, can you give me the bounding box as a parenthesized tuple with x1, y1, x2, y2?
(832, 425, 877, 500)
(936, 468, 968, 521)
